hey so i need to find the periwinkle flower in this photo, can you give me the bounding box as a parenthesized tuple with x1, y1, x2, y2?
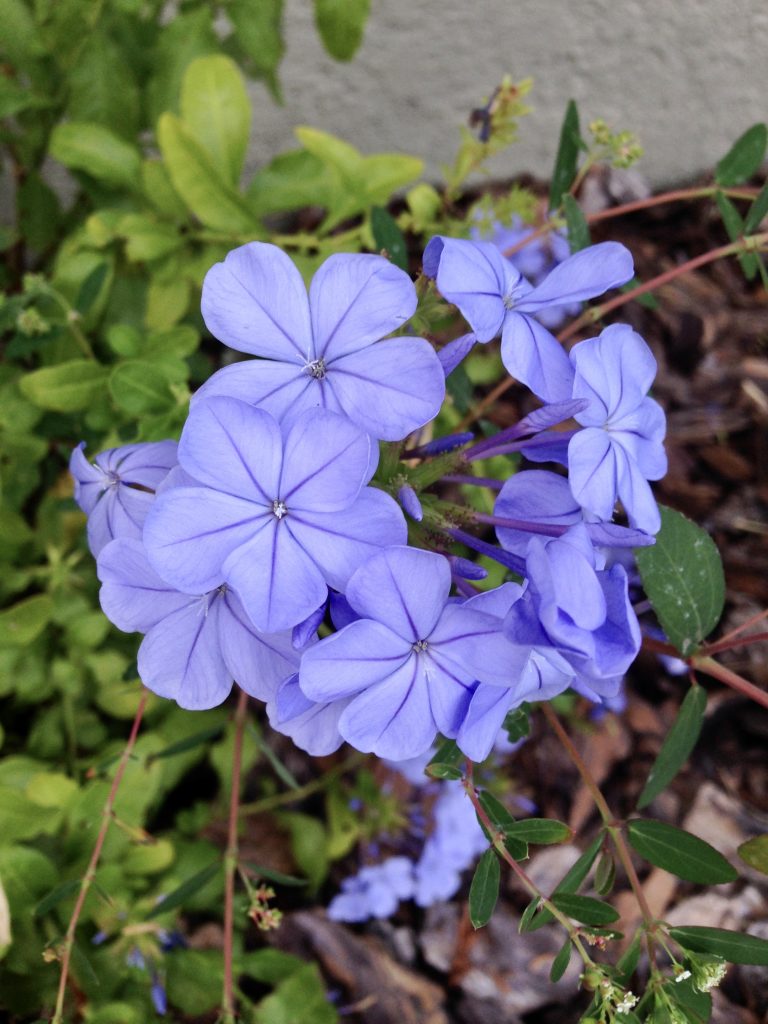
(98, 538, 299, 709)
(197, 242, 445, 441)
(299, 546, 515, 760)
(423, 235, 633, 403)
(266, 674, 350, 757)
(413, 781, 488, 907)
(143, 397, 406, 633)
(567, 324, 667, 534)
(69, 440, 177, 556)
(327, 856, 416, 922)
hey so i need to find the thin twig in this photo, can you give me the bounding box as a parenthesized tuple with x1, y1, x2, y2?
(222, 690, 249, 1024)
(238, 751, 366, 818)
(52, 690, 149, 1024)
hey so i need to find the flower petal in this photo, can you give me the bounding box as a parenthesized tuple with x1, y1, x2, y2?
(423, 236, 513, 341)
(518, 242, 633, 312)
(500, 312, 574, 403)
(571, 324, 657, 424)
(495, 470, 582, 556)
(299, 619, 410, 702)
(192, 359, 315, 421)
(98, 538, 192, 632)
(457, 684, 517, 762)
(201, 241, 311, 361)
(219, 588, 299, 702)
(429, 604, 523, 686)
(310, 253, 417, 361)
(567, 428, 620, 522)
(267, 675, 348, 756)
(327, 337, 446, 441)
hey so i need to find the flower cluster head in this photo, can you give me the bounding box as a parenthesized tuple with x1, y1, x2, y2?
(71, 231, 665, 765)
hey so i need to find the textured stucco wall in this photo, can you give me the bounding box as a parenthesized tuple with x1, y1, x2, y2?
(247, 0, 767, 187)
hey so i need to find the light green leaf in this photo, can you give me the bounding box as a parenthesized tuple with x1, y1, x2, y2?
(279, 812, 329, 890)
(145, 276, 190, 330)
(715, 123, 768, 187)
(635, 505, 725, 656)
(147, 861, 220, 919)
(626, 819, 737, 884)
(20, 360, 108, 412)
(314, 0, 370, 61)
(361, 153, 424, 203)
(254, 962, 338, 1024)
(637, 686, 707, 809)
(123, 838, 175, 876)
(181, 55, 251, 187)
(49, 122, 142, 190)
(65, 31, 140, 140)
(229, 0, 284, 99)
(0, 789, 60, 843)
(157, 113, 261, 234)
(469, 848, 500, 929)
(145, 8, 218, 126)
(670, 925, 768, 965)
(109, 360, 177, 416)
(246, 149, 334, 216)
(737, 835, 768, 875)
(165, 949, 222, 1013)
(0, 594, 52, 646)
(117, 214, 181, 263)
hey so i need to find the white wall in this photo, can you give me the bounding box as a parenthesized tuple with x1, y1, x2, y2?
(247, 0, 767, 187)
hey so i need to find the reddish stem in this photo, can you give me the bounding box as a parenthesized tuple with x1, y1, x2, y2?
(222, 690, 249, 1024)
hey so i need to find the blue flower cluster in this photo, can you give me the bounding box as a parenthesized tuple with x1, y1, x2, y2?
(71, 235, 666, 763)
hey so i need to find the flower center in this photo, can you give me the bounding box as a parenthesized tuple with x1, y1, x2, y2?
(412, 639, 429, 653)
(272, 499, 288, 519)
(304, 358, 327, 380)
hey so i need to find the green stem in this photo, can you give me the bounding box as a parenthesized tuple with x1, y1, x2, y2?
(52, 691, 148, 1024)
(238, 751, 366, 817)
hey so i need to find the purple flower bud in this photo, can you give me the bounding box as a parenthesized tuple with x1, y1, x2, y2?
(449, 556, 488, 580)
(151, 974, 167, 1015)
(91, 930, 108, 946)
(126, 946, 146, 970)
(397, 484, 423, 522)
(413, 432, 475, 456)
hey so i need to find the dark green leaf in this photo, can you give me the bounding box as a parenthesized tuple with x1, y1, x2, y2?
(737, 835, 768, 875)
(245, 862, 308, 887)
(715, 191, 759, 279)
(562, 194, 590, 252)
(76, 263, 110, 316)
(744, 181, 768, 233)
(594, 851, 616, 895)
(506, 818, 571, 845)
(551, 893, 619, 925)
(148, 724, 225, 762)
(71, 943, 100, 989)
(616, 932, 642, 981)
(314, 0, 371, 61)
(503, 704, 531, 742)
(371, 206, 408, 270)
(637, 686, 707, 809)
(18, 173, 60, 252)
(254, 962, 337, 1024)
(670, 925, 768, 965)
(635, 505, 725, 656)
(469, 848, 500, 929)
(429, 738, 463, 767)
(549, 99, 581, 209)
(477, 792, 528, 859)
(519, 895, 541, 933)
(229, 0, 284, 99)
(426, 763, 463, 780)
(147, 861, 220, 919)
(527, 832, 604, 931)
(34, 878, 81, 918)
(715, 123, 767, 187)
(626, 819, 737, 884)
(550, 937, 572, 982)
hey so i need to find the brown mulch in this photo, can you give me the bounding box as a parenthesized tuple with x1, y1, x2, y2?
(241, 179, 768, 1024)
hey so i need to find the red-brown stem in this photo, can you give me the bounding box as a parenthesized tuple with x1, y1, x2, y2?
(52, 690, 149, 1024)
(715, 607, 768, 645)
(222, 690, 249, 1024)
(642, 636, 768, 709)
(703, 631, 768, 655)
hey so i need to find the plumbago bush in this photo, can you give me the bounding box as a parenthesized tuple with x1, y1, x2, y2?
(3, 8, 768, 1023)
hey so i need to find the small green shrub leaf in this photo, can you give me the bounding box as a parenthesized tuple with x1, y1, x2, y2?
(670, 925, 768, 965)
(551, 893, 619, 925)
(370, 206, 408, 270)
(715, 123, 768, 187)
(469, 848, 500, 929)
(527, 832, 603, 931)
(506, 818, 572, 845)
(637, 685, 707, 809)
(181, 56, 251, 186)
(49, 123, 141, 190)
(635, 505, 725, 656)
(20, 360, 108, 413)
(314, 0, 371, 61)
(737, 835, 768, 875)
(626, 819, 737, 884)
(147, 861, 220, 919)
(562, 194, 591, 252)
(550, 937, 572, 982)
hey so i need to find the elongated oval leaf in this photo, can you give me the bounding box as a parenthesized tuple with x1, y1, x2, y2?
(549, 99, 581, 209)
(551, 893, 619, 925)
(371, 207, 408, 271)
(562, 193, 591, 252)
(626, 819, 737, 884)
(469, 848, 500, 929)
(109, 361, 176, 416)
(147, 861, 220, 919)
(635, 505, 725, 656)
(506, 818, 572, 845)
(715, 123, 768, 187)
(670, 925, 768, 965)
(744, 181, 768, 234)
(737, 835, 768, 875)
(20, 361, 108, 413)
(181, 55, 251, 187)
(527, 832, 603, 932)
(50, 122, 141, 190)
(314, 0, 371, 61)
(477, 791, 528, 859)
(550, 937, 572, 982)
(637, 686, 707, 809)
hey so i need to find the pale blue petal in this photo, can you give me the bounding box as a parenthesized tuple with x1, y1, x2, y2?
(311, 253, 417, 360)
(201, 241, 312, 361)
(457, 684, 517, 762)
(116, 440, 178, 486)
(438, 332, 476, 376)
(299, 619, 410, 702)
(571, 325, 657, 424)
(567, 429, 620, 522)
(525, 529, 607, 632)
(429, 604, 523, 686)
(97, 538, 192, 632)
(267, 675, 348, 756)
(500, 313, 574, 403)
(86, 485, 154, 556)
(219, 588, 299, 702)
(345, 546, 451, 642)
(495, 471, 582, 555)
(422, 652, 476, 736)
(518, 242, 633, 312)
(327, 337, 445, 441)
(616, 453, 662, 533)
(192, 359, 316, 423)
(423, 236, 512, 341)
(178, 397, 282, 502)
(70, 442, 104, 514)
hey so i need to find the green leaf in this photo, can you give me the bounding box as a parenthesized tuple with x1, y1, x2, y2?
(109, 361, 176, 416)
(254, 962, 337, 1024)
(66, 30, 140, 140)
(49, 122, 141, 190)
(469, 848, 500, 929)
(551, 893, 619, 925)
(123, 838, 175, 876)
(157, 113, 261, 234)
(246, 149, 334, 216)
(744, 181, 768, 233)
(477, 791, 528, 860)
(145, 8, 218, 125)
(370, 206, 408, 270)
(519, 895, 541, 933)
(635, 505, 725, 656)
(594, 851, 616, 896)
(76, 263, 110, 316)
(0, 594, 52, 646)
(229, 0, 284, 99)
(166, 949, 221, 1014)
(562, 194, 591, 252)
(146, 861, 220, 919)
(670, 925, 768, 965)
(505, 818, 572, 845)
(148, 725, 226, 763)
(426, 763, 463, 780)
(637, 686, 707, 809)
(34, 878, 81, 919)
(737, 835, 768, 875)
(118, 214, 181, 263)
(626, 819, 737, 884)
(314, 0, 371, 61)
(549, 99, 581, 209)
(715, 123, 768, 187)
(17, 173, 61, 252)
(550, 937, 572, 982)
(526, 832, 603, 932)
(503, 704, 531, 742)
(180, 55, 251, 187)
(244, 863, 308, 888)
(715, 192, 758, 279)
(279, 813, 329, 890)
